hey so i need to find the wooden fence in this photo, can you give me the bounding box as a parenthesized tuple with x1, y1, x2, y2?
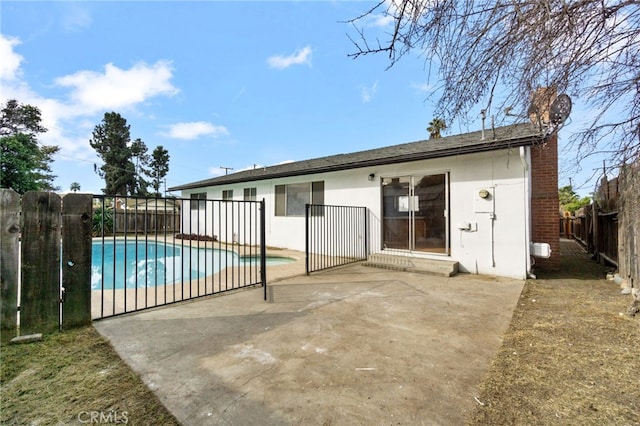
(570, 206, 593, 252)
(563, 164, 638, 290)
(564, 198, 618, 265)
(113, 210, 180, 234)
(617, 162, 639, 288)
(0, 189, 93, 341)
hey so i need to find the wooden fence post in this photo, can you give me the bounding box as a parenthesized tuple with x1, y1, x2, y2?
(0, 189, 21, 338)
(21, 191, 62, 334)
(62, 193, 93, 328)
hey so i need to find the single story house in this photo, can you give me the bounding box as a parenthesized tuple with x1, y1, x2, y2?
(170, 123, 560, 279)
(125, 198, 181, 212)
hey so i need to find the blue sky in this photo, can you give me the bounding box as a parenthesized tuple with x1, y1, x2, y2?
(1, 1, 600, 197)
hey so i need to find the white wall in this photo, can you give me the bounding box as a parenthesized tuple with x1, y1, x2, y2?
(181, 147, 532, 279)
(180, 198, 262, 246)
(446, 149, 530, 278)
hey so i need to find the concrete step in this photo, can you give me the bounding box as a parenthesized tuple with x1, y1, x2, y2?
(363, 253, 458, 277)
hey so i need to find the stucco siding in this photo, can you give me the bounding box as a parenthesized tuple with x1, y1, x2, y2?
(181, 147, 532, 279)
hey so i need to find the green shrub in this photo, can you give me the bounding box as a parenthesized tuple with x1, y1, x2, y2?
(92, 206, 113, 236)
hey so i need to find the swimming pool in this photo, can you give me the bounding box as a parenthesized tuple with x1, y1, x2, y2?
(91, 240, 293, 290)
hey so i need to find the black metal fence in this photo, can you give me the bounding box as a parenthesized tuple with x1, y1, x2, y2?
(305, 204, 368, 274)
(92, 195, 266, 319)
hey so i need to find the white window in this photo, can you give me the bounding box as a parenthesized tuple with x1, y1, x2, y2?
(244, 187, 256, 201)
(275, 181, 324, 216)
(222, 190, 233, 200)
(190, 192, 206, 211)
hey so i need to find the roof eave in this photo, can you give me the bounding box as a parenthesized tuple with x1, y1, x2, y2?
(169, 133, 544, 191)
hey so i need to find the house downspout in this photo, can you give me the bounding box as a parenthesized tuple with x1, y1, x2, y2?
(520, 146, 535, 279)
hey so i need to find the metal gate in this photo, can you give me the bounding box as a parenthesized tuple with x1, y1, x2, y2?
(92, 195, 266, 319)
(305, 204, 368, 274)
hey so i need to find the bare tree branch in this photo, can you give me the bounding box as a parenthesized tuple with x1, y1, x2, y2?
(348, 0, 640, 176)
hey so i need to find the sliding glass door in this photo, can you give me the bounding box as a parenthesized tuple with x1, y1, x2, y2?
(382, 174, 448, 254)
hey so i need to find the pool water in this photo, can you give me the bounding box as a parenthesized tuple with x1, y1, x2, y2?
(91, 241, 293, 290)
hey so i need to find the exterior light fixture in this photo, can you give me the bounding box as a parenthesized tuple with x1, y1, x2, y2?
(368, 173, 376, 181)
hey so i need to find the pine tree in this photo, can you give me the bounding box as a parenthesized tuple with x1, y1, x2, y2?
(89, 112, 148, 196)
(148, 146, 170, 197)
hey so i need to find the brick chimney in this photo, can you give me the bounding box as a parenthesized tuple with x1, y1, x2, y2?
(529, 125, 561, 271)
(528, 87, 557, 127)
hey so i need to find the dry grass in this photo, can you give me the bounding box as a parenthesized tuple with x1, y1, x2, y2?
(0, 326, 178, 425)
(469, 248, 640, 425)
(2, 241, 638, 425)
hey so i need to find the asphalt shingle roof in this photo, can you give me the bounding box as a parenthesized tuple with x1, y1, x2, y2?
(169, 123, 546, 191)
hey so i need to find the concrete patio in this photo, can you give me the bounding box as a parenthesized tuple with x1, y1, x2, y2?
(94, 264, 524, 425)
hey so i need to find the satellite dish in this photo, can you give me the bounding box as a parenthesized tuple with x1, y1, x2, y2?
(549, 94, 572, 125)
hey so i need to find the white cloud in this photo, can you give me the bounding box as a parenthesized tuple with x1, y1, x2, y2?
(61, 3, 93, 32)
(386, 0, 431, 22)
(208, 166, 227, 176)
(411, 82, 432, 92)
(360, 81, 378, 103)
(366, 13, 395, 28)
(0, 36, 180, 178)
(162, 121, 229, 140)
(0, 34, 24, 81)
(356, 1, 404, 29)
(356, 1, 432, 29)
(267, 46, 312, 69)
(232, 87, 247, 102)
(54, 61, 179, 115)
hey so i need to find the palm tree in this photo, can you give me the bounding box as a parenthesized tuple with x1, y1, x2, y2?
(70, 182, 81, 192)
(427, 118, 447, 139)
